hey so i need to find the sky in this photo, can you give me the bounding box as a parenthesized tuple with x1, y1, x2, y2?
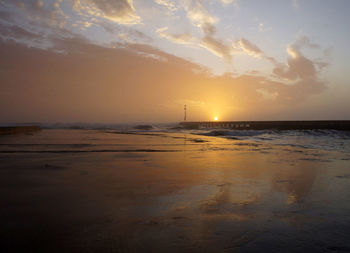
(0, 0, 350, 123)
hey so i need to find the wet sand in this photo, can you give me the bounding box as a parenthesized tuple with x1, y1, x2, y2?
(1, 129, 350, 252)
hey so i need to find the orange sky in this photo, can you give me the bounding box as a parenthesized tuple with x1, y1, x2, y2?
(0, 0, 350, 123)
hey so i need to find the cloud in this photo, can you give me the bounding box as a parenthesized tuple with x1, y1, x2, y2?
(273, 37, 324, 81)
(154, 0, 178, 12)
(0, 35, 208, 122)
(199, 22, 235, 61)
(156, 27, 194, 45)
(100, 22, 152, 43)
(219, 0, 239, 7)
(200, 31, 232, 61)
(73, 0, 141, 25)
(238, 38, 263, 58)
(293, 35, 320, 50)
(270, 37, 327, 102)
(0, 32, 332, 122)
(234, 38, 276, 63)
(273, 46, 317, 80)
(154, 1, 234, 60)
(0, 5, 78, 49)
(155, 0, 262, 62)
(220, 0, 233, 4)
(184, 0, 217, 28)
(182, 0, 234, 60)
(0, 0, 68, 28)
(0, 23, 42, 42)
(179, 1, 276, 62)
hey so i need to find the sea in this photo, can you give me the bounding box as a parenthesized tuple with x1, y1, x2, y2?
(1, 122, 350, 154)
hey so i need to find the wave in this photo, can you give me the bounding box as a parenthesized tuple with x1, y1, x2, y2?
(195, 129, 350, 139)
(192, 129, 350, 152)
(2, 125, 350, 153)
(282, 129, 350, 138)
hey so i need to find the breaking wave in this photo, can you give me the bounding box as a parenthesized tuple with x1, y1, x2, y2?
(193, 129, 350, 152)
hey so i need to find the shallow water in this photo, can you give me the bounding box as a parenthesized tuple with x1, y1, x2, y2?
(1, 128, 350, 252)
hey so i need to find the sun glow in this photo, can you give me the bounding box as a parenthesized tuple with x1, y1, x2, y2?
(214, 116, 218, 121)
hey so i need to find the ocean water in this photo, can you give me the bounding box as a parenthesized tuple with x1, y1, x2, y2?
(195, 128, 350, 152)
(1, 123, 350, 154)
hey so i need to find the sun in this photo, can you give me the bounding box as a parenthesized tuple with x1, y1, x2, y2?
(214, 116, 218, 121)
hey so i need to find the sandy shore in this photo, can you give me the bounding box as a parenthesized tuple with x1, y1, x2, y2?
(1, 129, 350, 252)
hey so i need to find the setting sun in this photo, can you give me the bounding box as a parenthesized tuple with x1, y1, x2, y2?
(1, 1, 350, 252)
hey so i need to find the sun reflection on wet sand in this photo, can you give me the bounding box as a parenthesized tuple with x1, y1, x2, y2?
(1, 129, 350, 252)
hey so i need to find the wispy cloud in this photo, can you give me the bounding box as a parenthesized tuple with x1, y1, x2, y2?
(101, 22, 152, 43)
(200, 27, 233, 61)
(154, 0, 178, 12)
(1, 0, 68, 28)
(73, 0, 141, 25)
(156, 27, 194, 45)
(156, 0, 271, 62)
(238, 38, 264, 58)
(184, 0, 216, 25)
(182, 0, 235, 60)
(218, 0, 239, 8)
(233, 38, 276, 63)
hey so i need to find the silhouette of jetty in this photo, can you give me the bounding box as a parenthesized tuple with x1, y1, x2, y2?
(180, 120, 350, 131)
(0, 126, 41, 135)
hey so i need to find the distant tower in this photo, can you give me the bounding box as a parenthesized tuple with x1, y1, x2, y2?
(184, 104, 187, 121)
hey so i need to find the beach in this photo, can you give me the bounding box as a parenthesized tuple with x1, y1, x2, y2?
(1, 128, 350, 252)
(1, 1, 350, 251)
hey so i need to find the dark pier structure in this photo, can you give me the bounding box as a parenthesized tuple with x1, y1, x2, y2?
(180, 120, 350, 131)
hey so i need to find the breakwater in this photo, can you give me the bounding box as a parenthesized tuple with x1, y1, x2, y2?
(180, 120, 350, 131)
